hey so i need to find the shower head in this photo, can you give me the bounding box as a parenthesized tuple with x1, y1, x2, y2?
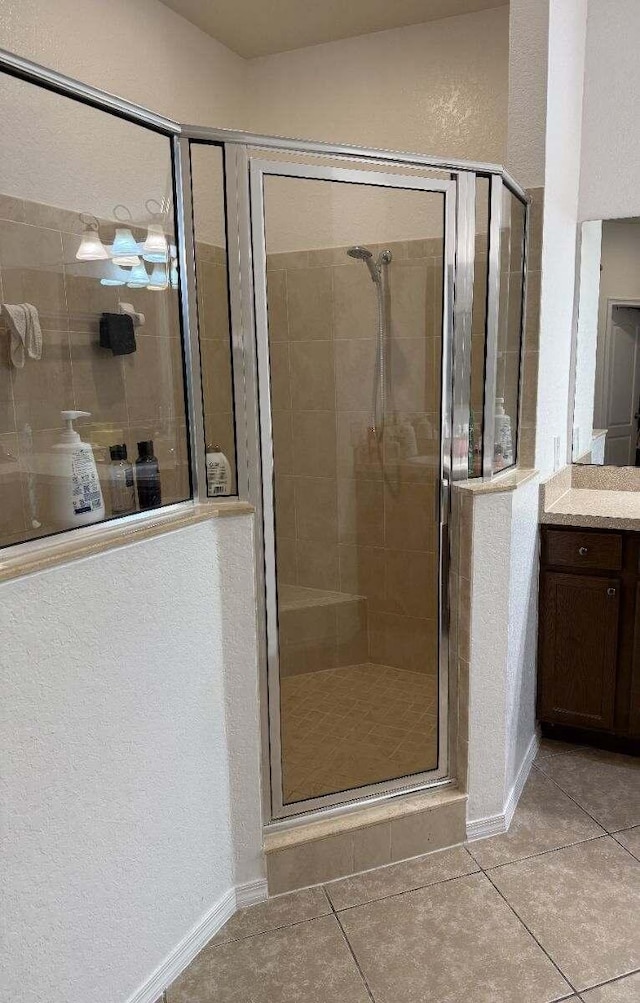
(347, 244, 379, 283)
(347, 245, 373, 261)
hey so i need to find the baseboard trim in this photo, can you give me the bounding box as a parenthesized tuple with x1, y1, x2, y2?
(466, 731, 539, 842)
(124, 877, 268, 1003)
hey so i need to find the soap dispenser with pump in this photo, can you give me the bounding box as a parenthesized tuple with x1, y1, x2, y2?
(50, 410, 105, 528)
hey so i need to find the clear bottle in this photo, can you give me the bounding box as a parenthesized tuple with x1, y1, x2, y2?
(135, 440, 162, 510)
(108, 444, 136, 516)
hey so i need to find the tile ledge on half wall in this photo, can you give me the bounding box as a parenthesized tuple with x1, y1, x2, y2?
(0, 499, 254, 584)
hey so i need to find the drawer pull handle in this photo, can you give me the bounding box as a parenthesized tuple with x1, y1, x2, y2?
(607, 587, 617, 597)
(578, 546, 589, 556)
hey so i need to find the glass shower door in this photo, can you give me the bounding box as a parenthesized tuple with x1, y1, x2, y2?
(250, 159, 455, 817)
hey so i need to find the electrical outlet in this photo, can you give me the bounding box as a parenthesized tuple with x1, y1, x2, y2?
(553, 435, 561, 471)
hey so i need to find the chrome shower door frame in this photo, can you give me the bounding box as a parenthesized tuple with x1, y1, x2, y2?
(246, 155, 457, 819)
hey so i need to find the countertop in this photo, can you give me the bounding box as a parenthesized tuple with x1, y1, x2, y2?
(541, 487, 640, 531)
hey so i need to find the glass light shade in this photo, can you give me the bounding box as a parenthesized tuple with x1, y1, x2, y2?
(111, 227, 139, 261)
(142, 223, 168, 263)
(112, 253, 140, 267)
(147, 262, 168, 290)
(170, 263, 179, 289)
(76, 227, 108, 261)
(100, 262, 130, 287)
(126, 262, 149, 288)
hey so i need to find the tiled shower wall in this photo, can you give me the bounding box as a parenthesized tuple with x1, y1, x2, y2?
(266, 238, 443, 675)
(0, 193, 235, 546)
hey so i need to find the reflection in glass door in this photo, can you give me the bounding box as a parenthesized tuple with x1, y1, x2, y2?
(251, 161, 454, 816)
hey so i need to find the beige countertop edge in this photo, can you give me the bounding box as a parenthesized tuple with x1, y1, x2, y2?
(541, 508, 640, 531)
(263, 787, 466, 852)
(456, 467, 538, 495)
(0, 500, 255, 584)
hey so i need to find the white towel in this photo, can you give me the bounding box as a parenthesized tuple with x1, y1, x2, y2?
(3, 303, 43, 368)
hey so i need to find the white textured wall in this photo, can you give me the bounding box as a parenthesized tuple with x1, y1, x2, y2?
(579, 0, 640, 222)
(536, 0, 588, 475)
(573, 219, 602, 456)
(468, 492, 511, 821)
(1, 517, 262, 1003)
(506, 0, 549, 189)
(247, 7, 509, 162)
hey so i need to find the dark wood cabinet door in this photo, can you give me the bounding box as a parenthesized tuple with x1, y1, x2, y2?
(539, 571, 619, 730)
(630, 584, 640, 736)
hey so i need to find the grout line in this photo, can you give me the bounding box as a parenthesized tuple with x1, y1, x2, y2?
(479, 833, 608, 873)
(328, 858, 481, 914)
(577, 966, 640, 998)
(610, 830, 640, 865)
(330, 897, 377, 1003)
(479, 866, 578, 996)
(531, 763, 618, 833)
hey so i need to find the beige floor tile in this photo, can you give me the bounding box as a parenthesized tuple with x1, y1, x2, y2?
(209, 886, 331, 946)
(580, 972, 640, 1001)
(490, 837, 640, 992)
(536, 748, 640, 831)
(613, 826, 640, 861)
(339, 872, 571, 1003)
(325, 844, 478, 910)
(468, 768, 605, 869)
(167, 915, 371, 1003)
(535, 737, 586, 765)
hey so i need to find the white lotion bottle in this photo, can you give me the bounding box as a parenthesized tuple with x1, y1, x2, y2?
(50, 410, 106, 528)
(206, 444, 231, 497)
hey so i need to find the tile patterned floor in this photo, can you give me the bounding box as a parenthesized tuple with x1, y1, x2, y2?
(168, 742, 640, 1003)
(280, 662, 438, 802)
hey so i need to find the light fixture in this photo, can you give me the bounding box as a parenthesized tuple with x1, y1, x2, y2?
(170, 263, 179, 289)
(147, 262, 168, 290)
(111, 227, 141, 266)
(76, 214, 108, 261)
(100, 262, 130, 287)
(127, 261, 149, 288)
(142, 223, 168, 263)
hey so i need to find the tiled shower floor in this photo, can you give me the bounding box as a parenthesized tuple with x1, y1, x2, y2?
(280, 662, 438, 802)
(167, 742, 640, 1002)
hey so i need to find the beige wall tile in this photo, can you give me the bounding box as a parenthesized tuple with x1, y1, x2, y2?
(291, 410, 337, 476)
(201, 336, 233, 415)
(385, 549, 437, 619)
(336, 600, 369, 666)
(267, 832, 354, 894)
(0, 431, 26, 539)
(0, 220, 68, 331)
(353, 822, 391, 872)
(389, 802, 466, 862)
(369, 611, 437, 673)
(12, 330, 73, 431)
(198, 259, 229, 340)
(294, 476, 338, 542)
(274, 473, 296, 542)
(276, 536, 297, 585)
(123, 334, 185, 425)
(267, 268, 288, 342)
(389, 261, 430, 340)
(269, 342, 291, 411)
(335, 340, 376, 412)
(272, 409, 293, 475)
(296, 539, 340, 591)
(287, 266, 333, 341)
(0, 195, 25, 223)
(338, 544, 386, 608)
(290, 341, 335, 411)
(70, 331, 127, 426)
(337, 476, 384, 546)
(332, 264, 377, 340)
(384, 479, 437, 553)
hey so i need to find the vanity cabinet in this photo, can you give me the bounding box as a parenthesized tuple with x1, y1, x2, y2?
(538, 526, 640, 752)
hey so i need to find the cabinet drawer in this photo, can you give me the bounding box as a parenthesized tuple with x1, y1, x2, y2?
(544, 530, 622, 571)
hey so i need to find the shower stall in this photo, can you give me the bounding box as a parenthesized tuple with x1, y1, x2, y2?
(0, 50, 528, 823)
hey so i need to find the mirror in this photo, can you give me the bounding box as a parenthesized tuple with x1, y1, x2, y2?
(572, 217, 640, 466)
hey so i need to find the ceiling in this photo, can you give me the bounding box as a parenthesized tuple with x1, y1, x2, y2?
(160, 0, 507, 59)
